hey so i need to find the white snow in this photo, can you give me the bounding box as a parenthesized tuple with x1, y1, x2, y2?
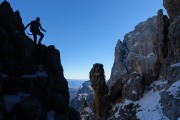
(88, 85, 93, 90)
(166, 80, 180, 99)
(78, 93, 88, 101)
(111, 80, 170, 120)
(47, 111, 54, 120)
(132, 90, 137, 94)
(84, 107, 93, 114)
(0, 73, 9, 78)
(171, 63, 180, 68)
(3, 92, 30, 112)
(114, 107, 120, 118)
(21, 70, 48, 78)
(136, 90, 166, 120)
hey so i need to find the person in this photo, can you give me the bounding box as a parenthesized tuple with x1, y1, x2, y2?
(25, 17, 46, 45)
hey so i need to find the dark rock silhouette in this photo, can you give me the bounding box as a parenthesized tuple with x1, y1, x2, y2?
(89, 64, 110, 120)
(153, 9, 170, 79)
(0, 1, 80, 120)
(163, 0, 180, 22)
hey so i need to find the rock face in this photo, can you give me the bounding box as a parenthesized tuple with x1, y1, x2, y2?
(0, 1, 79, 120)
(160, 81, 180, 120)
(153, 9, 170, 79)
(163, 0, 180, 22)
(110, 71, 144, 103)
(89, 64, 110, 120)
(108, 16, 157, 87)
(107, 1, 180, 119)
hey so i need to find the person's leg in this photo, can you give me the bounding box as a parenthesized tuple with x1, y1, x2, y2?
(33, 33, 37, 45)
(37, 31, 44, 44)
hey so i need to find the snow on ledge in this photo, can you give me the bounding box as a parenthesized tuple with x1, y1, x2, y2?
(0, 73, 9, 78)
(21, 70, 48, 78)
(166, 80, 180, 99)
(171, 63, 180, 68)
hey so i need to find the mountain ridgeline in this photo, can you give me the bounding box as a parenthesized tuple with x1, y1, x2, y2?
(0, 0, 180, 120)
(0, 1, 80, 120)
(80, 0, 180, 120)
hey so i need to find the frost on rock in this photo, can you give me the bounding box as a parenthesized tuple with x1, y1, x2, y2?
(108, 80, 169, 120)
(78, 93, 88, 101)
(166, 80, 180, 99)
(21, 70, 48, 78)
(0, 73, 9, 78)
(132, 90, 137, 94)
(81, 107, 93, 120)
(171, 63, 180, 68)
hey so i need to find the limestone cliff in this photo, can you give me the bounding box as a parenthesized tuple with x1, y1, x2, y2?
(106, 0, 180, 120)
(0, 1, 80, 120)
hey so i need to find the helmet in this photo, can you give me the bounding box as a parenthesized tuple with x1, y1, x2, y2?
(36, 17, 40, 21)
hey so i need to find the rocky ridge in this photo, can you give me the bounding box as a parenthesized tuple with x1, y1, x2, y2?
(80, 0, 180, 120)
(0, 1, 80, 120)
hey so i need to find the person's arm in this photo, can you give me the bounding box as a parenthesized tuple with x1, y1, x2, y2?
(24, 22, 31, 30)
(39, 23, 46, 32)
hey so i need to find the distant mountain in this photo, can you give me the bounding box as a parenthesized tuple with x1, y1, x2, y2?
(67, 79, 86, 100)
(81, 0, 180, 119)
(69, 80, 93, 111)
(67, 79, 85, 89)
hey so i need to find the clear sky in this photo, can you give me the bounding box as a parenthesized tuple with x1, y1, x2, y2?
(2, 0, 167, 80)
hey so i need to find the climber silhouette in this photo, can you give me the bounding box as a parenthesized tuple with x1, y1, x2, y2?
(25, 17, 46, 45)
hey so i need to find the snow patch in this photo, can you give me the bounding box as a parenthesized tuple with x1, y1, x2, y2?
(88, 85, 93, 90)
(114, 107, 120, 118)
(166, 80, 180, 99)
(3, 92, 30, 112)
(0, 73, 9, 78)
(171, 63, 180, 68)
(132, 90, 137, 94)
(110, 80, 169, 120)
(84, 107, 92, 114)
(21, 70, 48, 78)
(78, 93, 88, 101)
(136, 91, 166, 120)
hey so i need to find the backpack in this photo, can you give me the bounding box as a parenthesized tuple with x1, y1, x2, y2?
(30, 21, 39, 33)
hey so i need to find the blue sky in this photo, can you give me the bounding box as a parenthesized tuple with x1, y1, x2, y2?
(3, 0, 167, 80)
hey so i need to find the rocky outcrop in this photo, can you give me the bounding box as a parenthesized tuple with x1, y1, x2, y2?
(107, 40, 128, 87)
(153, 9, 170, 79)
(160, 81, 180, 120)
(108, 0, 180, 119)
(89, 64, 111, 120)
(0, 1, 79, 119)
(121, 71, 144, 101)
(109, 16, 157, 88)
(163, 0, 180, 22)
(110, 71, 144, 103)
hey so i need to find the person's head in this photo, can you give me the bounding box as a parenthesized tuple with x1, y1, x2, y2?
(36, 17, 40, 22)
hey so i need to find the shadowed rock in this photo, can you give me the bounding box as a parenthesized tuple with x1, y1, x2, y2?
(89, 63, 110, 120)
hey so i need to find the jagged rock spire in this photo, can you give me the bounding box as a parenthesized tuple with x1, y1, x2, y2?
(89, 63, 110, 120)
